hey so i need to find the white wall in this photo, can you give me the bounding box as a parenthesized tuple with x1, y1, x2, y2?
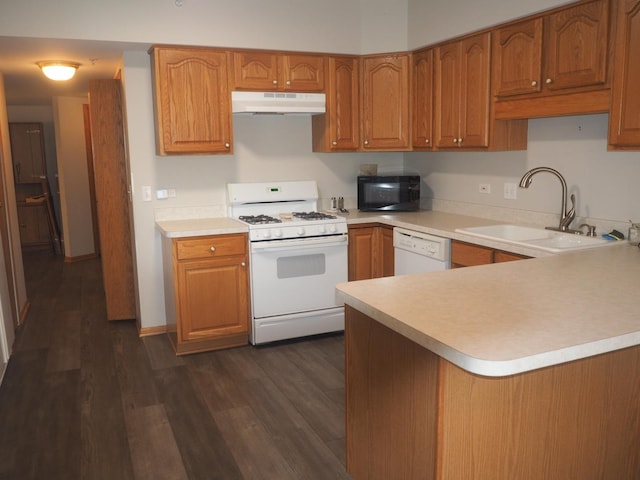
(52, 96, 95, 259)
(405, 114, 640, 228)
(0, 73, 24, 352)
(5, 0, 640, 330)
(407, 0, 575, 48)
(122, 52, 404, 329)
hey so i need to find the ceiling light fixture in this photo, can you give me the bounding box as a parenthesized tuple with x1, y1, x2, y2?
(37, 61, 80, 81)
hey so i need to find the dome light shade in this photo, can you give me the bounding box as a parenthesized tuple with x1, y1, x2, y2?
(37, 61, 80, 81)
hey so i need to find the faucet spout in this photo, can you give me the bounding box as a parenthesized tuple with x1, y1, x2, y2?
(518, 167, 577, 233)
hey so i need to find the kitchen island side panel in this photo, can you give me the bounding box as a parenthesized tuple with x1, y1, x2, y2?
(345, 305, 640, 480)
(345, 306, 438, 480)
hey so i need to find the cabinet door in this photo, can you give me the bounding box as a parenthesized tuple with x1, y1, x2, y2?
(177, 257, 249, 342)
(231, 51, 279, 90)
(361, 54, 411, 150)
(412, 49, 434, 149)
(9, 123, 46, 184)
(459, 33, 490, 148)
(434, 42, 462, 148)
(451, 241, 493, 268)
(544, 0, 609, 91)
(348, 227, 375, 281)
(609, 0, 640, 147)
(379, 226, 395, 277)
(282, 54, 325, 91)
(17, 205, 49, 246)
(312, 56, 359, 152)
(151, 47, 232, 155)
(492, 18, 543, 97)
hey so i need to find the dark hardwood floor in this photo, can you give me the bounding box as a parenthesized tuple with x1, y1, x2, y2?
(0, 251, 351, 479)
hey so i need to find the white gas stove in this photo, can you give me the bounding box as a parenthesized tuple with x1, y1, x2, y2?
(227, 181, 348, 345)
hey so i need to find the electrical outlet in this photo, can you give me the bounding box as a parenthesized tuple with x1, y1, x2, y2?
(479, 184, 491, 194)
(504, 182, 517, 200)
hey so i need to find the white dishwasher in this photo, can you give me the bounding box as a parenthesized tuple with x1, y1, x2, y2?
(393, 227, 451, 274)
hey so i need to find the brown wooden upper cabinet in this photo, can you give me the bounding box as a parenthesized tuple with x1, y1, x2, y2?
(231, 51, 325, 92)
(434, 33, 490, 149)
(493, 0, 609, 98)
(360, 53, 411, 151)
(150, 46, 233, 155)
(9, 123, 46, 184)
(412, 48, 434, 150)
(312, 55, 360, 152)
(492, 0, 611, 119)
(609, 0, 640, 148)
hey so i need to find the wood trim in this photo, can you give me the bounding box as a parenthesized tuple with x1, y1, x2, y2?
(138, 325, 167, 337)
(82, 104, 100, 256)
(63, 252, 98, 263)
(494, 89, 611, 120)
(18, 300, 30, 325)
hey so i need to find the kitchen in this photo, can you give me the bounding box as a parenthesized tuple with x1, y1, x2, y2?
(0, 0, 640, 477)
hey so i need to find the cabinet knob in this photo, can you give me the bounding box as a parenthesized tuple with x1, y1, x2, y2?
(453, 138, 458, 144)
(332, 141, 337, 146)
(272, 80, 278, 85)
(224, 143, 230, 149)
(425, 139, 430, 144)
(241, 262, 246, 267)
(531, 80, 537, 87)
(286, 80, 291, 86)
(458, 138, 463, 144)
(210, 246, 216, 253)
(363, 140, 369, 145)
(545, 78, 552, 84)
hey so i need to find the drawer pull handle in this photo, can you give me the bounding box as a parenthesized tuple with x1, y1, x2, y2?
(210, 246, 216, 253)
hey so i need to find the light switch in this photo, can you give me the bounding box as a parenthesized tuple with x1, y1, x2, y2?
(142, 185, 152, 202)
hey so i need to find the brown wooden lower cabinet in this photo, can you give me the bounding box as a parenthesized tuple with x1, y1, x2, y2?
(348, 224, 394, 280)
(451, 239, 529, 267)
(162, 233, 250, 355)
(345, 306, 640, 480)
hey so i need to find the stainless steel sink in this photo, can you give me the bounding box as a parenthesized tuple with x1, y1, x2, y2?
(455, 224, 614, 253)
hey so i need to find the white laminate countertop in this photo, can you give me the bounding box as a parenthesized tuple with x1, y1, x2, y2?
(337, 242, 638, 377)
(155, 217, 248, 238)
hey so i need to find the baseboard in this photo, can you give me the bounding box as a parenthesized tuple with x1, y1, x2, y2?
(139, 325, 167, 337)
(19, 301, 30, 326)
(64, 253, 98, 263)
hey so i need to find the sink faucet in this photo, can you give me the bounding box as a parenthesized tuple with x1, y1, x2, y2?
(518, 167, 581, 234)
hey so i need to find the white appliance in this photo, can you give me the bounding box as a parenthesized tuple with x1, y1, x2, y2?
(227, 181, 347, 345)
(393, 227, 450, 274)
(231, 91, 326, 114)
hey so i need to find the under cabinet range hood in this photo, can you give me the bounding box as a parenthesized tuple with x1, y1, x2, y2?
(231, 91, 326, 115)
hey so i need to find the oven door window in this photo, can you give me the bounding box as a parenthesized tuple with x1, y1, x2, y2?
(250, 241, 347, 318)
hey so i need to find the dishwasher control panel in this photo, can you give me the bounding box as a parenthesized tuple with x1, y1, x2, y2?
(393, 227, 449, 262)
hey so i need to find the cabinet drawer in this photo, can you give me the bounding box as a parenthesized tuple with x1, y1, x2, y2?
(451, 241, 493, 267)
(175, 234, 247, 261)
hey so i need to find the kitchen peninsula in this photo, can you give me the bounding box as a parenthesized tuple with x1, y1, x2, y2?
(337, 242, 640, 479)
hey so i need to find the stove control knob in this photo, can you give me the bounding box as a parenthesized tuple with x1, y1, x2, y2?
(297, 227, 305, 236)
(274, 229, 283, 238)
(329, 224, 338, 233)
(319, 225, 327, 234)
(262, 230, 271, 239)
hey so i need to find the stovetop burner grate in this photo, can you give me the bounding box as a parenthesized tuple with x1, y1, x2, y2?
(292, 211, 338, 221)
(239, 215, 282, 225)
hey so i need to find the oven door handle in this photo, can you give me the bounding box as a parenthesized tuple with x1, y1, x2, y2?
(251, 235, 348, 251)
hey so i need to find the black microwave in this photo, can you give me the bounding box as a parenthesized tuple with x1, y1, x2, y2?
(357, 175, 421, 212)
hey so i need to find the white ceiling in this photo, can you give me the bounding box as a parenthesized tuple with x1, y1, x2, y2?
(0, 36, 149, 106)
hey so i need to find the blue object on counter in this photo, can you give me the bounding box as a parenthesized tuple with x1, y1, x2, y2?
(602, 229, 625, 241)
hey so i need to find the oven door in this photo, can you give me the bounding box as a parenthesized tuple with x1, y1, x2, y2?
(250, 235, 348, 319)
